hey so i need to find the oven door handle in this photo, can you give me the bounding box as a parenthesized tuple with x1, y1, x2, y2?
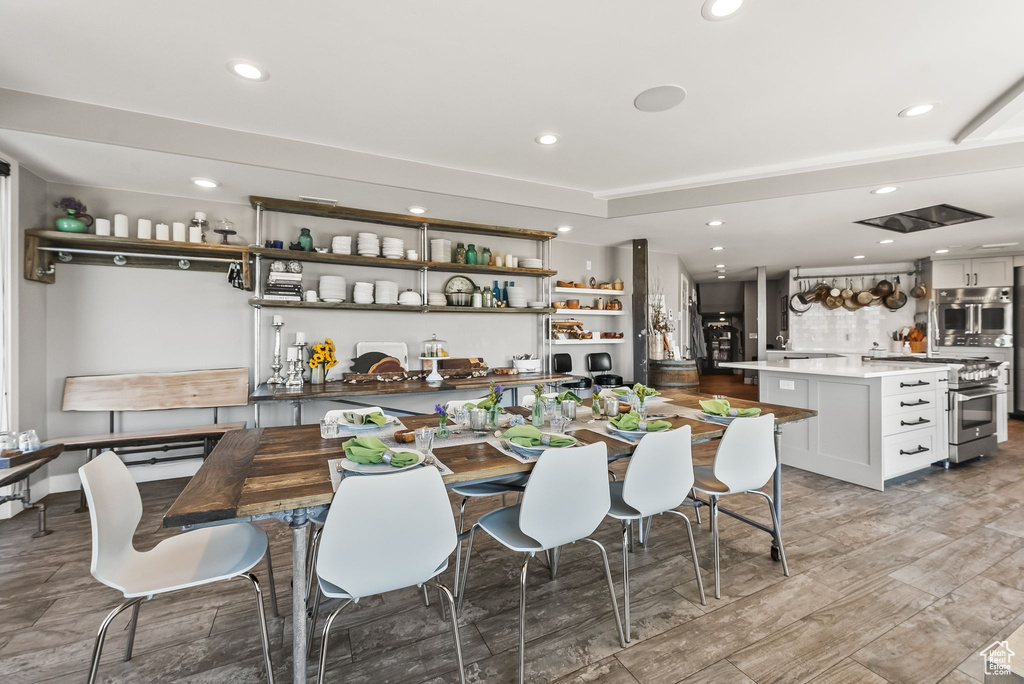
(954, 388, 1003, 402)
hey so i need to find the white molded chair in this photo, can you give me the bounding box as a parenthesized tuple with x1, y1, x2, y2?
(314, 466, 466, 683)
(691, 414, 789, 598)
(607, 426, 705, 641)
(459, 442, 625, 684)
(79, 452, 275, 684)
(444, 397, 489, 414)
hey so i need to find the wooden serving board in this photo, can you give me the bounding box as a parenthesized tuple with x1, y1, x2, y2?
(0, 444, 63, 469)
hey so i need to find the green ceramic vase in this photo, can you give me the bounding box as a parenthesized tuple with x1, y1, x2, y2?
(55, 210, 92, 233)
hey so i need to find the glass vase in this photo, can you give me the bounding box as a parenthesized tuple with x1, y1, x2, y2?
(437, 417, 450, 439)
(531, 400, 544, 427)
(311, 364, 326, 385)
(487, 406, 500, 431)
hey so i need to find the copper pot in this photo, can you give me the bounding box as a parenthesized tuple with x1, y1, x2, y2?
(871, 278, 894, 298)
(884, 276, 908, 310)
(910, 276, 927, 299)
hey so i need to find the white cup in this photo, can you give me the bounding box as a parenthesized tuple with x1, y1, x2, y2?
(305, 290, 318, 302)
(407, 250, 418, 260)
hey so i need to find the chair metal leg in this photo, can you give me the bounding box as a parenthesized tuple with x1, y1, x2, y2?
(453, 498, 468, 598)
(422, 584, 431, 607)
(431, 582, 467, 684)
(457, 524, 478, 616)
(317, 599, 352, 682)
(642, 516, 653, 550)
(306, 581, 323, 659)
(666, 509, 706, 606)
(238, 573, 275, 684)
(437, 585, 448, 620)
(581, 538, 627, 648)
(710, 495, 721, 599)
(549, 546, 560, 580)
(621, 524, 631, 643)
(752, 490, 790, 577)
(88, 597, 143, 684)
(124, 601, 141, 661)
(265, 552, 279, 618)
(691, 488, 702, 525)
(627, 517, 636, 553)
(518, 554, 530, 684)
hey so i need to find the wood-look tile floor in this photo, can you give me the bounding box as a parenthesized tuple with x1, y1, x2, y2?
(2, 419, 1023, 684)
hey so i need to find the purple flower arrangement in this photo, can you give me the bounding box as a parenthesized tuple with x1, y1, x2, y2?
(54, 197, 87, 214)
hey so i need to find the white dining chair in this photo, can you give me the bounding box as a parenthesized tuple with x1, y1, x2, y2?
(607, 426, 705, 641)
(458, 442, 625, 684)
(691, 414, 789, 598)
(444, 396, 490, 414)
(79, 452, 275, 684)
(313, 466, 466, 683)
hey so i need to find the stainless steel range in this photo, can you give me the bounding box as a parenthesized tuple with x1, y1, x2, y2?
(878, 355, 1007, 463)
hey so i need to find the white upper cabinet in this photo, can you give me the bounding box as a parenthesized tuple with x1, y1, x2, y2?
(932, 257, 1014, 288)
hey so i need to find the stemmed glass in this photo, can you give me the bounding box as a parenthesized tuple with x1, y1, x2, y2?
(414, 427, 435, 456)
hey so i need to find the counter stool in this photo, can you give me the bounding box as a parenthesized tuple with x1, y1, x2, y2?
(587, 352, 623, 387)
(553, 353, 591, 390)
(691, 414, 789, 599)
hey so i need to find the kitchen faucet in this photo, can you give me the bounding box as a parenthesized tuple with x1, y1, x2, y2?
(776, 334, 789, 350)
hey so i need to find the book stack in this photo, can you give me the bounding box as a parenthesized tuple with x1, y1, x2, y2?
(264, 272, 303, 301)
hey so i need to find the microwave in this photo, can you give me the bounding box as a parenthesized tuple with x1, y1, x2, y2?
(936, 287, 1013, 347)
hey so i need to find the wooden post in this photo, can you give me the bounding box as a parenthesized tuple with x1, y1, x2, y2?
(632, 239, 649, 385)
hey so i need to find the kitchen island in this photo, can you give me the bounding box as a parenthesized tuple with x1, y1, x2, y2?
(722, 357, 950, 490)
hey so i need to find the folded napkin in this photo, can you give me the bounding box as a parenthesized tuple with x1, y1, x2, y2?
(610, 411, 672, 432)
(699, 399, 761, 418)
(611, 387, 660, 397)
(342, 437, 419, 467)
(502, 425, 576, 448)
(556, 390, 583, 405)
(342, 410, 387, 426)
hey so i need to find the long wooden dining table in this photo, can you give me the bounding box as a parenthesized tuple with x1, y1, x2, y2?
(164, 389, 815, 684)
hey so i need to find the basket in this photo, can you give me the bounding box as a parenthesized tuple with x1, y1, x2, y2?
(909, 339, 927, 354)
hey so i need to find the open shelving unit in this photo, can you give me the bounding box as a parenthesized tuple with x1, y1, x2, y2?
(554, 286, 625, 296)
(249, 297, 553, 314)
(552, 338, 626, 345)
(552, 309, 625, 316)
(549, 282, 630, 351)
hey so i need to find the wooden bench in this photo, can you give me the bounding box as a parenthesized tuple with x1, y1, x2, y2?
(44, 368, 250, 511)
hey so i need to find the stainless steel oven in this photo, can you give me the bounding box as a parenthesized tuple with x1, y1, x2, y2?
(936, 287, 1013, 347)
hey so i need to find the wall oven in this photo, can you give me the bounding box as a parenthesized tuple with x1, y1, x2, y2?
(936, 287, 1013, 347)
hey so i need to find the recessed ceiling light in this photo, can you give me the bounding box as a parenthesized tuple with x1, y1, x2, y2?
(706, 220, 725, 227)
(720, 317, 726, 321)
(898, 103, 936, 118)
(981, 242, 1019, 248)
(535, 134, 560, 145)
(227, 60, 268, 81)
(407, 206, 427, 215)
(871, 185, 900, 195)
(719, 311, 725, 314)
(717, 275, 726, 279)
(557, 225, 573, 233)
(634, 85, 687, 113)
(715, 264, 725, 268)
(935, 249, 949, 254)
(191, 177, 219, 188)
(879, 239, 895, 244)
(702, 0, 744, 21)
(853, 255, 866, 259)
(711, 246, 724, 251)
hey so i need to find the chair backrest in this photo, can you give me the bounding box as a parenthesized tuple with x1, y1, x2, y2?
(552, 353, 573, 374)
(621, 426, 694, 516)
(444, 397, 489, 413)
(521, 394, 537, 408)
(79, 451, 143, 592)
(712, 414, 777, 492)
(317, 467, 457, 599)
(62, 368, 249, 412)
(586, 353, 612, 373)
(519, 442, 610, 548)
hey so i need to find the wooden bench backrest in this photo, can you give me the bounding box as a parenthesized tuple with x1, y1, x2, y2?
(62, 368, 250, 412)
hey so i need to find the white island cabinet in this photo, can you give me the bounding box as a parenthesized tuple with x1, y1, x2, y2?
(722, 358, 950, 491)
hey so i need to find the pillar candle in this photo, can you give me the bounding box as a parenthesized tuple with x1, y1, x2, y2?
(138, 219, 152, 239)
(188, 224, 202, 243)
(172, 222, 186, 241)
(295, 332, 306, 345)
(155, 223, 170, 240)
(194, 211, 206, 221)
(94, 218, 111, 236)
(286, 347, 298, 361)
(273, 315, 283, 325)
(114, 214, 129, 237)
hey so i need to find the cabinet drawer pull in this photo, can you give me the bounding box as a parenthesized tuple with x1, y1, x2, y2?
(900, 418, 931, 426)
(784, 356, 809, 360)
(900, 399, 930, 407)
(900, 445, 930, 456)
(900, 380, 930, 388)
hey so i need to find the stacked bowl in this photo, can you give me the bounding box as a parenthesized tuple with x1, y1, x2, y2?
(382, 237, 404, 259)
(427, 292, 447, 307)
(318, 275, 347, 302)
(374, 280, 398, 305)
(519, 257, 543, 269)
(357, 233, 380, 257)
(506, 286, 529, 308)
(353, 282, 374, 304)
(331, 236, 351, 255)
(430, 238, 452, 263)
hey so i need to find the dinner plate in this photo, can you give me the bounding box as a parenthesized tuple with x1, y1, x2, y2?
(507, 433, 578, 456)
(700, 413, 739, 425)
(339, 450, 425, 474)
(606, 423, 666, 438)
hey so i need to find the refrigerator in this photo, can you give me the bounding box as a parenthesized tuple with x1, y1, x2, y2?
(1016, 267, 1023, 415)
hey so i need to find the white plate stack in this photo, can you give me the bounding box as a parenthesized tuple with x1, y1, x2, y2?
(398, 290, 422, 306)
(331, 236, 351, 255)
(318, 275, 347, 302)
(381, 237, 404, 259)
(374, 280, 398, 305)
(427, 292, 446, 307)
(357, 232, 380, 257)
(519, 258, 543, 269)
(506, 286, 529, 308)
(353, 282, 374, 304)
(430, 238, 452, 263)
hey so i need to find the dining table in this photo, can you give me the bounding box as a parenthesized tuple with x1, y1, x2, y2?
(164, 388, 816, 684)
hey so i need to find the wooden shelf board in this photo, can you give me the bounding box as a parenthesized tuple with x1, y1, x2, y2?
(424, 261, 556, 277)
(552, 309, 625, 316)
(423, 305, 553, 314)
(26, 229, 248, 259)
(249, 248, 554, 277)
(554, 287, 627, 296)
(250, 196, 556, 242)
(249, 298, 552, 314)
(551, 338, 626, 345)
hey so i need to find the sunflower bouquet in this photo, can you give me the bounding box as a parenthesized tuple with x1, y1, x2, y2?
(308, 338, 338, 371)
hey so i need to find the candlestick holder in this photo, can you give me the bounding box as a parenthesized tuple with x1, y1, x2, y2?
(295, 342, 310, 380)
(267, 322, 286, 385)
(284, 356, 305, 388)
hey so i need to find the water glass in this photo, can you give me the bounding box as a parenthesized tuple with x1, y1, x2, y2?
(544, 398, 557, 417)
(414, 427, 435, 455)
(550, 414, 566, 434)
(454, 406, 470, 426)
(560, 400, 576, 422)
(319, 419, 341, 439)
(636, 403, 648, 421)
(0, 431, 16, 451)
(469, 408, 487, 431)
(18, 429, 40, 451)
(604, 397, 620, 417)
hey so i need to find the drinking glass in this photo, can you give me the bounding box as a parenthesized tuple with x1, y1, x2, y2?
(550, 414, 566, 434)
(636, 403, 648, 421)
(0, 432, 16, 451)
(319, 419, 340, 439)
(18, 430, 40, 451)
(560, 400, 576, 422)
(469, 408, 487, 431)
(544, 398, 557, 418)
(454, 406, 470, 426)
(414, 427, 435, 455)
(604, 397, 620, 417)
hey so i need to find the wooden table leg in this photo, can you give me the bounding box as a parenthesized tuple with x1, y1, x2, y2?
(292, 518, 308, 684)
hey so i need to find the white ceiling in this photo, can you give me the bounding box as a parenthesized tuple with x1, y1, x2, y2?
(2, 0, 1024, 281)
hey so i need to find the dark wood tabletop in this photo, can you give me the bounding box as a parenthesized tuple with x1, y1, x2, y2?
(249, 372, 573, 403)
(164, 390, 815, 527)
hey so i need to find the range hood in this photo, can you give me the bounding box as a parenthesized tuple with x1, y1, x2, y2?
(856, 204, 991, 233)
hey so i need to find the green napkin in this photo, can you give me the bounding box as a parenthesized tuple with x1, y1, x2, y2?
(475, 398, 495, 410)
(503, 425, 577, 448)
(343, 410, 387, 426)
(699, 399, 761, 418)
(611, 387, 660, 397)
(610, 411, 672, 432)
(342, 437, 419, 467)
(556, 390, 583, 405)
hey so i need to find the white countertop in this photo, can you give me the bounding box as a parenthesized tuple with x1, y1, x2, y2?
(721, 357, 950, 378)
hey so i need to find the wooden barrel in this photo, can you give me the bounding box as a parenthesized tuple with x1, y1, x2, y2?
(649, 359, 699, 389)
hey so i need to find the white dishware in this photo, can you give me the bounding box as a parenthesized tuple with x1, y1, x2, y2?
(407, 250, 418, 260)
(113, 214, 129, 237)
(172, 222, 186, 242)
(430, 238, 452, 263)
(305, 290, 318, 302)
(507, 433, 578, 456)
(95, 218, 111, 236)
(339, 449, 425, 474)
(137, 219, 152, 239)
(398, 290, 422, 306)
